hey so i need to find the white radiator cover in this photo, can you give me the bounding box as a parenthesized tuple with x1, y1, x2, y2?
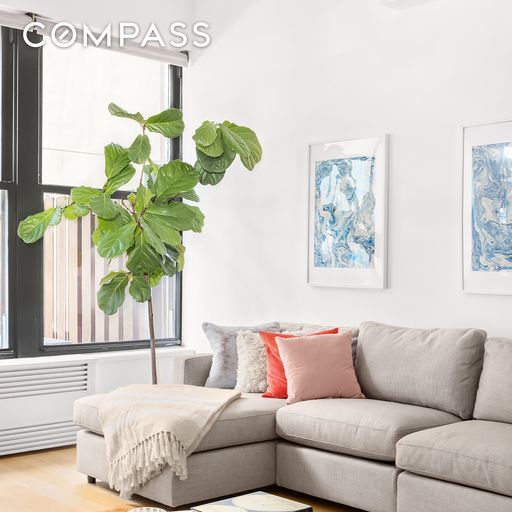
(0, 362, 89, 399)
(0, 347, 193, 455)
(0, 421, 79, 455)
(0, 362, 92, 455)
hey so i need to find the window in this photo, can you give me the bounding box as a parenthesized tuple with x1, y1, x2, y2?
(42, 193, 177, 346)
(0, 189, 8, 350)
(0, 29, 14, 355)
(41, 43, 177, 347)
(0, 35, 7, 347)
(0, 27, 182, 358)
(41, 42, 169, 188)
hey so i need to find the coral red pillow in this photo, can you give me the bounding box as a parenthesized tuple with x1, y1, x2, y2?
(260, 327, 338, 398)
(277, 332, 365, 404)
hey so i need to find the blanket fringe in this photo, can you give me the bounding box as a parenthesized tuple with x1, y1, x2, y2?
(109, 431, 187, 499)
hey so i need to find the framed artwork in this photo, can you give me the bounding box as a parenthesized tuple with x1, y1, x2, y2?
(463, 121, 512, 294)
(308, 136, 388, 288)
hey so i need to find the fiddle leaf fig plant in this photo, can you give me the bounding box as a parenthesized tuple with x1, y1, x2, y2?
(17, 103, 262, 384)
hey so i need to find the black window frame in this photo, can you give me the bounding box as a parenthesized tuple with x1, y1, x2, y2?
(0, 27, 183, 359)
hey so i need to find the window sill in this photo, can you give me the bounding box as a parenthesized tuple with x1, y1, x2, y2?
(0, 345, 194, 368)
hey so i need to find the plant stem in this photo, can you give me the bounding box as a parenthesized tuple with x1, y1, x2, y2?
(147, 293, 158, 385)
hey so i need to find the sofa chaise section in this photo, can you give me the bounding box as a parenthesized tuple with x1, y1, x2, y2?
(74, 369, 285, 507)
(74, 391, 285, 453)
(77, 430, 277, 507)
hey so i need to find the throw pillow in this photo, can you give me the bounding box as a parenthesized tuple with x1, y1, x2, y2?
(277, 331, 365, 405)
(260, 327, 338, 399)
(203, 321, 280, 389)
(235, 324, 340, 393)
(235, 330, 268, 393)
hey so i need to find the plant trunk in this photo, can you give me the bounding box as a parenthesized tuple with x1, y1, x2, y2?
(148, 294, 158, 385)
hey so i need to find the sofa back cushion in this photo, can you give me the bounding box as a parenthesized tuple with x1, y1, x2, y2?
(355, 322, 486, 419)
(473, 337, 512, 423)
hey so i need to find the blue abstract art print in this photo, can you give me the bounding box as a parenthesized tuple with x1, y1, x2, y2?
(463, 122, 512, 294)
(472, 142, 512, 272)
(314, 156, 376, 269)
(308, 136, 388, 289)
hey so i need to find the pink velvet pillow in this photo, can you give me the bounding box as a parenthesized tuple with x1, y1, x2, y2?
(260, 328, 339, 399)
(276, 332, 365, 405)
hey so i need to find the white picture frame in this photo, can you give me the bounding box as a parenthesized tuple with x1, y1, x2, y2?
(463, 121, 512, 295)
(308, 135, 388, 288)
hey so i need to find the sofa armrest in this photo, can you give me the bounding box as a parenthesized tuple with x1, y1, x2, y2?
(172, 353, 213, 386)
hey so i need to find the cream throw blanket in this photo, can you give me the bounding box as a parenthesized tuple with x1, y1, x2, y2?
(99, 384, 241, 498)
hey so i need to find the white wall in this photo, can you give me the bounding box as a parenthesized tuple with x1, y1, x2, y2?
(4, 0, 512, 347)
(182, 0, 512, 351)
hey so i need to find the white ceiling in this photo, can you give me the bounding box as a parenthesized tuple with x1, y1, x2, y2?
(381, 0, 442, 8)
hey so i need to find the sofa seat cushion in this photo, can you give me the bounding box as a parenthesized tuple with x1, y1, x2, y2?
(276, 398, 460, 462)
(74, 392, 285, 452)
(396, 420, 512, 497)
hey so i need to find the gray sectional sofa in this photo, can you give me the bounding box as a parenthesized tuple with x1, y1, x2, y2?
(73, 321, 512, 512)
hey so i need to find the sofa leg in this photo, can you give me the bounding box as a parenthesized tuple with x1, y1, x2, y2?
(87, 475, 96, 484)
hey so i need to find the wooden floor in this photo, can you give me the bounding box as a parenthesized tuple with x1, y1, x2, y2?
(0, 447, 360, 512)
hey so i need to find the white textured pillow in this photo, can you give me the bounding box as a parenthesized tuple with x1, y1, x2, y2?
(235, 330, 268, 393)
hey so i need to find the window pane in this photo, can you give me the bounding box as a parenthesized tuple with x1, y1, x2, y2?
(42, 43, 169, 188)
(43, 193, 176, 346)
(0, 190, 7, 349)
